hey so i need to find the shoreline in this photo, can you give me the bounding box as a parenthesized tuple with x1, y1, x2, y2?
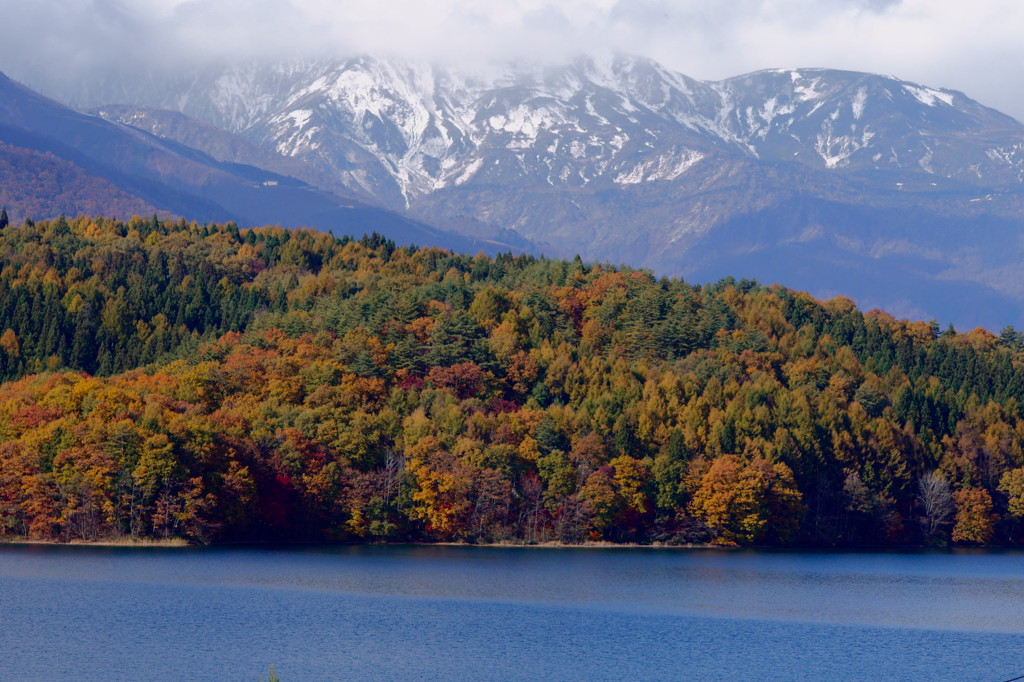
(0, 536, 733, 550)
(0, 537, 984, 551)
(1, 537, 189, 548)
(413, 540, 729, 550)
(0, 537, 718, 550)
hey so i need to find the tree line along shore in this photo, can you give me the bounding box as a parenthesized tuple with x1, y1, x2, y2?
(0, 215, 1022, 547)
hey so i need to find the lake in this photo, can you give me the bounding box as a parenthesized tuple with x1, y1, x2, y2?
(1, 544, 1023, 681)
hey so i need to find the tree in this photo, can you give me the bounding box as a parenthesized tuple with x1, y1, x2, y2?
(0, 329, 20, 358)
(0, 207, 8, 230)
(917, 471, 954, 543)
(406, 437, 472, 539)
(952, 488, 997, 545)
(537, 449, 576, 511)
(175, 477, 218, 542)
(999, 325, 1024, 352)
(689, 455, 804, 544)
(579, 466, 618, 538)
(426, 311, 484, 367)
(999, 468, 1024, 519)
(426, 362, 485, 399)
(689, 456, 745, 543)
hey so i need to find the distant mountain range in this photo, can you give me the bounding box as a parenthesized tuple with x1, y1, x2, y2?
(9, 55, 1024, 329)
(0, 72, 514, 255)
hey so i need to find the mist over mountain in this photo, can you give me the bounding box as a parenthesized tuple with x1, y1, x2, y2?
(62, 55, 1024, 330)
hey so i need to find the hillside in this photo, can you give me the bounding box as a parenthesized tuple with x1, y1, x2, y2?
(0, 71, 507, 255)
(0, 142, 159, 223)
(0, 216, 1023, 548)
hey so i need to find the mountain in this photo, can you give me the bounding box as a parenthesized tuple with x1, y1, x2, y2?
(27, 56, 1024, 328)
(0, 71, 514, 254)
(87, 104, 369, 201)
(0, 141, 159, 223)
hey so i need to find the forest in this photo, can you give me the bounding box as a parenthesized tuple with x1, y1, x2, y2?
(0, 143, 158, 224)
(1, 214, 1023, 547)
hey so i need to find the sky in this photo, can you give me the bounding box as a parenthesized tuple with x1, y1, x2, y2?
(3, 0, 1024, 120)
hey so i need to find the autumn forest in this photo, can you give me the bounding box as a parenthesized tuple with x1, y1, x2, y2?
(0, 214, 1023, 547)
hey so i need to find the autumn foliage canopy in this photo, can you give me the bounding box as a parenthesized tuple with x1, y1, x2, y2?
(0, 215, 1021, 546)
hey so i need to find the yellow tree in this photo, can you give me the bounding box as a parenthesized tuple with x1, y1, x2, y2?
(0, 328, 20, 358)
(690, 455, 803, 544)
(579, 467, 618, 538)
(999, 468, 1024, 519)
(952, 488, 997, 545)
(405, 436, 472, 539)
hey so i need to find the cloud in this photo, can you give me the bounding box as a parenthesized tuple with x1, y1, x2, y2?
(2, 0, 1024, 119)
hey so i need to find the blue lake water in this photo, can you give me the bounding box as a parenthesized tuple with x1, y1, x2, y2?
(2, 544, 1024, 681)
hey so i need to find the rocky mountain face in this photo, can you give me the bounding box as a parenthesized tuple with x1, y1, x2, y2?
(43, 56, 1024, 328)
(86, 103, 360, 200)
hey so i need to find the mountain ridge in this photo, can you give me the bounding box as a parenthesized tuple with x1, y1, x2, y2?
(0, 70, 521, 255)
(16, 55, 1024, 328)
(66, 56, 1024, 195)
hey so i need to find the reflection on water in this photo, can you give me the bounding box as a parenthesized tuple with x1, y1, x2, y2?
(1, 545, 1023, 680)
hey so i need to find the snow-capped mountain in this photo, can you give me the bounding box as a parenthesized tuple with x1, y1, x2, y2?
(713, 68, 1024, 183)
(62, 56, 1024, 328)
(79, 56, 1024, 201)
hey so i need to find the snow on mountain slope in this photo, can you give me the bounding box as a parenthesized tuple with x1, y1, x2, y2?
(63, 55, 1024, 208)
(48, 55, 1024, 328)
(237, 56, 729, 206)
(276, 58, 1023, 205)
(713, 68, 1024, 182)
(70, 56, 731, 205)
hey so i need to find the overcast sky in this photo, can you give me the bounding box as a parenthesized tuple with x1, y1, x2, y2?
(3, 0, 1024, 120)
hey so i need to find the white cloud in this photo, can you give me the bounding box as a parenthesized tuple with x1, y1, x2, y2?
(2, 0, 1024, 119)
